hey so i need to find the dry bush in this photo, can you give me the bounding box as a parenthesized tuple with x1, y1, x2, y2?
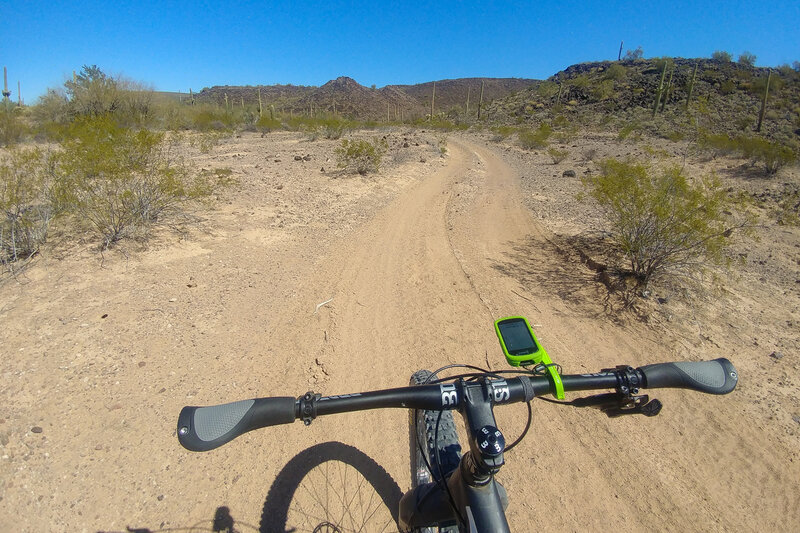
(0, 147, 54, 266)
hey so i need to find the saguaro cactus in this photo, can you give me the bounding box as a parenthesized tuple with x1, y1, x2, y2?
(618, 41, 624, 61)
(258, 88, 263, 117)
(756, 71, 771, 132)
(430, 81, 436, 120)
(478, 80, 485, 119)
(2, 67, 10, 102)
(660, 66, 674, 112)
(653, 62, 667, 117)
(685, 62, 698, 111)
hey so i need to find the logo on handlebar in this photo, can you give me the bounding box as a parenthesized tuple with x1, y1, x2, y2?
(440, 384, 458, 407)
(491, 379, 510, 403)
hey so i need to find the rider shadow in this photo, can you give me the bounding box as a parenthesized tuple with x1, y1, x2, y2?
(104, 506, 258, 533)
(259, 441, 403, 533)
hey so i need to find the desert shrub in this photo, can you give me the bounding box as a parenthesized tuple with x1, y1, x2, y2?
(605, 64, 627, 81)
(738, 52, 757, 67)
(712, 50, 732, 62)
(536, 81, 559, 98)
(255, 115, 282, 132)
(592, 79, 616, 100)
(188, 105, 232, 131)
(719, 80, 737, 95)
(31, 88, 72, 139)
(0, 147, 54, 265)
(547, 147, 569, 164)
(52, 115, 206, 247)
(518, 123, 552, 150)
(583, 158, 741, 288)
(699, 132, 796, 174)
(490, 125, 516, 142)
(617, 121, 642, 141)
(0, 107, 29, 146)
(189, 131, 228, 154)
(61, 65, 155, 127)
(436, 134, 448, 155)
(570, 75, 591, 89)
(623, 47, 644, 61)
(335, 138, 385, 175)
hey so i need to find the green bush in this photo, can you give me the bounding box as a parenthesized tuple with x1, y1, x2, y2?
(53, 115, 209, 247)
(0, 107, 29, 146)
(518, 123, 552, 150)
(617, 121, 641, 141)
(738, 52, 757, 66)
(583, 158, 740, 288)
(699, 132, 797, 174)
(1, 147, 54, 265)
(490, 125, 516, 142)
(547, 147, 569, 164)
(335, 138, 385, 175)
(604, 64, 627, 81)
(712, 50, 732, 62)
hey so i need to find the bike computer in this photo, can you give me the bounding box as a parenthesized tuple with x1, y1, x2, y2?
(494, 316, 564, 399)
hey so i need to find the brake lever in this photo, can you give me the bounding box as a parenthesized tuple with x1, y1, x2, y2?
(570, 392, 662, 418)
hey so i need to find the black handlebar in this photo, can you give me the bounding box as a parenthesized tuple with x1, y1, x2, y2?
(177, 358, 737, 452)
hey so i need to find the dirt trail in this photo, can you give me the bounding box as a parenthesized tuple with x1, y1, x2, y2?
(1, 132, 798, 532)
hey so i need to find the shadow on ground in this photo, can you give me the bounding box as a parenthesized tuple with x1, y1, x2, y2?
(99, 505, 259, 533)
(259, 441, 403, 533)
(492, 231, 639, 318)
(101, 442, 402, 533)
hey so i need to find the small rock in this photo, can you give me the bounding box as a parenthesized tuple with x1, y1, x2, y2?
(793, 415, 800, 425)
(169, 298, 177, 302)
(320, 167, 325, 172)
(276, 184, 283, 190)
(101, 313, 108, 319)
(294, 155, 303, 161)
(157, 494, 164, 501)
(657, 297, 669, 304)
(138, 361, 146, 368)
(562, 170, 576, 178)
(274, 159, 281, 163)
(303, 155, 312, 161)
(31, 426, 43, 434)
(403, 142, 409, 148)
(769, 351, 784, 360)
(420, 158, 427, 163)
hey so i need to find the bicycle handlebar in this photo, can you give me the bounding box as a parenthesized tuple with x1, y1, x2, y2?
(177, 358, 737, 452)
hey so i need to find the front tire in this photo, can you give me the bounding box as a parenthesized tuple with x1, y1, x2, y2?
(408, 370, 462, 532)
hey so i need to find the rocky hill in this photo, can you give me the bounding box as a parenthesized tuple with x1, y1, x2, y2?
(194, 77, 536, 121)
(485, 58, 800, 145)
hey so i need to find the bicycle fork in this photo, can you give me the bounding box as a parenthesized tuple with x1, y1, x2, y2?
(399, 377, 515, 532)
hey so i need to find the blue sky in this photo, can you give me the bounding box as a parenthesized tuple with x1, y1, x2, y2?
(4, 0, 800, 103)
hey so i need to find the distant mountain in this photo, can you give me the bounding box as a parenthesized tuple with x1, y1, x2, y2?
(192, 77, 537, 121)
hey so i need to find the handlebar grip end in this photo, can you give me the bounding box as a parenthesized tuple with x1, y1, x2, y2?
(638, 358, 738, 395)
(178, 397, 297, 452)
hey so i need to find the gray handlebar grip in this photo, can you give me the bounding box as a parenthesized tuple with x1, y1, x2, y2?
(177, 397, 297, 451)
(638, 358, 738, 395)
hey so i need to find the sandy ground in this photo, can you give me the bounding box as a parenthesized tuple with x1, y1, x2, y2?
(1, 129, 798, 532)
